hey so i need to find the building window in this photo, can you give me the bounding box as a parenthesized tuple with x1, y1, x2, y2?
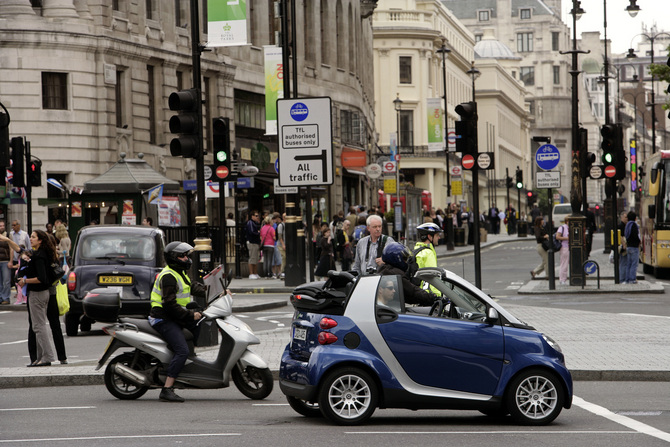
(475, 34, 483, 43)
(234, 90, 265, 130)
(553, 66, 560, 85)
(478, 10, 489, 21)
(113, 0, 119, 11)
(520, 8, 531, 19)
(41, 72, 68, 110)
(147, 65, 156, 143)
(340, 110, 363, 146)
(146, 0, 154, 20)
(399, 110, 414, 152)
(517, 32, 533, 52)
(115, 71, 124, 128)
(399, 56, 412, 84)
(552, 32, 560, 51)
(520, 67, 534, 86)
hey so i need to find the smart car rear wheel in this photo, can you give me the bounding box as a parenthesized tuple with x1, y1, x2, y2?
(286, 396, 322, 418)
(318, 367, 378, 425)
(506, 369, 564, 425)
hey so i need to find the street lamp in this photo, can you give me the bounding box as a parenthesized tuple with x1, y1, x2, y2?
(625, 27, 670, 154)
(393, 94, 403, 242)
(437, 42, 454, 251)
(466, 62, 480, 102)
(625, 0, 640, 18)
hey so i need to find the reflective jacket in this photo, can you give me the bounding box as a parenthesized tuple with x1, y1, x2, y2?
(151, 266, 191, 309)
(413, 241, 439, 294)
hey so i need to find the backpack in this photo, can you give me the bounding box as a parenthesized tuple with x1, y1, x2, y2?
(353, 225, 366, 245)
(406, 246, 429, 286)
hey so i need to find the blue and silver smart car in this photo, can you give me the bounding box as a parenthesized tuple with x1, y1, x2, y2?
(279, 268, 573, 425)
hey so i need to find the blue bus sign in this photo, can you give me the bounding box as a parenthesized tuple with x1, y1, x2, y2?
(535, 144, 560, 171)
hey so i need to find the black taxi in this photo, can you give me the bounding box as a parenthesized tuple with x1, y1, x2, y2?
(64, 225, 165, 336)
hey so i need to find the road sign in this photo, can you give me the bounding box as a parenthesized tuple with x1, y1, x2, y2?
(477, 153, 492, 170)
(277, 97, 333, 186)
(447, 129, 457, 151)
(584, 261, 597, 275)
(382, 161, 396, 174)
(204, 165, 212, 180)
(535, 144, 560, 171)
(274, 179, 298, 194)
(536, 171, 561, 189)
(365, 163, 382, 179)
(450, 165, 462, 177)
(589, 165, 603, 180)
(215, 165, 229, 179)
(461, 154, 475, 170)
(604, 165, 617, 178)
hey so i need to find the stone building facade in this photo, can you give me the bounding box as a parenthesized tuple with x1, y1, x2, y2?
(0, 0, 378, 228)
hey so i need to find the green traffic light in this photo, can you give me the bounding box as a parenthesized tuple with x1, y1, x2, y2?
(516, 182, 523, 189)
(216, 151, 227, 162)
(603, 152, 613, 163)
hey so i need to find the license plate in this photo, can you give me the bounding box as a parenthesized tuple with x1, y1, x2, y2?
(98, 275, 133, 285)
(293, 327, 307, 341)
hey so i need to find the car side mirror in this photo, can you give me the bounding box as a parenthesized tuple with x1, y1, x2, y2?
(486, 307, 499, 324)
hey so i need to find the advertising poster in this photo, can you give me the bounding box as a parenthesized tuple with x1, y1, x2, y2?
(207, 0, 248, 47)
(71, 201, 82, 218)
(427, 97, 443, 152)
(264, 45, 284, 135)
(158, 196, 181, 227)
(122, 200, 134, 215)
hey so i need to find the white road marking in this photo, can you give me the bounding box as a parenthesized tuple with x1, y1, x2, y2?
(573, 395, 670, 443)
(0, 433, 240, 443)
(0, 339, 28, 346)
(252, 403, 290, 406)
(346, 430, 635, 435)
(0, 406, 96, 412)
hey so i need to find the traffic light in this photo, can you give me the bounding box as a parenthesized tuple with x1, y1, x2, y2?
(10, 136, 25, 187)
(578, 127, 596, 178)
(168, 88, 200, 158)
(527, 191, 536, 206)
(212, 117, 231, 181)
(0, 112, 9, 168)
(506, 176, 514, 189)
(28, 159, 42, 187)
(454, 101, 477, 157)
(600, 123, 625, 180)
(515, 169, 523, 189)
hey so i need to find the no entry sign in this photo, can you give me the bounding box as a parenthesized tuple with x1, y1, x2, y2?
(462, 154, 475, 170)
(604, 165, 617, 178)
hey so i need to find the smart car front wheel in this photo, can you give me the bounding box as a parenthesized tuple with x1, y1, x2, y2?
(506, 368, 565, 425)
(318, 367, 378, 425)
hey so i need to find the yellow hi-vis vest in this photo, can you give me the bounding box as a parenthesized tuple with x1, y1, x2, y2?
(151, 266, 191, 308)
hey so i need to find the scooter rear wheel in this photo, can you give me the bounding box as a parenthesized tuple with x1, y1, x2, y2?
(232, 364, 273, 400)
(104, 353, 150, 400)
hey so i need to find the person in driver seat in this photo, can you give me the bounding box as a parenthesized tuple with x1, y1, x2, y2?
(378, 242, 436, 306)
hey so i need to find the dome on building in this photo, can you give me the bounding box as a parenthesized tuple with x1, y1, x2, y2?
(581, 58, 602, 74)
(474, 29, 521, 60)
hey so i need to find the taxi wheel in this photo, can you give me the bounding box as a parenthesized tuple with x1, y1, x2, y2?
(318, 367, 378, 425)
(505, 368, 564, 425)
(286, 396, 322, 418)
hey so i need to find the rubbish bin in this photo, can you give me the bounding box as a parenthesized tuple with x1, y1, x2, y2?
(480, 228, 487, 242)
(518, 221, 528, 237)
(454, 227, 466, 246)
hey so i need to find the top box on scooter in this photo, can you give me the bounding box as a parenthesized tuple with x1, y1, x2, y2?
(83, 287, 122, 322)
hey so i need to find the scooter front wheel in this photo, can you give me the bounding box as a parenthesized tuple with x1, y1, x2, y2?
(104, 353, 150, 400)
(232, 364, 273, 400)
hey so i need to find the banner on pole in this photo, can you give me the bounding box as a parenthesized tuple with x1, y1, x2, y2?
(427, 98, 443, 152)
(264, 46, 284, 135)
(207, 0, 249, 47)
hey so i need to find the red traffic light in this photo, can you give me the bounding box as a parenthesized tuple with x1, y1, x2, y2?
(527, 191, 533, 198)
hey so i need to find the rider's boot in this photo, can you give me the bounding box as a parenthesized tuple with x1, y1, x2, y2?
(159, 386, 185, 402)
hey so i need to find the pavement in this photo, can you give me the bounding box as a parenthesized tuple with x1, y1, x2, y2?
(1, 230, 668, 389)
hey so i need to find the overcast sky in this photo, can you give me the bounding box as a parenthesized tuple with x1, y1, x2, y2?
(561, 0, 670, 55)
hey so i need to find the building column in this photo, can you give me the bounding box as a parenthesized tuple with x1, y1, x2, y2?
(0, 0, 37, 17)
(42, 0, 78, 18)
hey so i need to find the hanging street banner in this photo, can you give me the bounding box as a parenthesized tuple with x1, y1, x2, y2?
(277, 97, 333, 186)
(264, 46, 284, 135)
(427, 98, 443, 152)
(207, 0, 249, 47)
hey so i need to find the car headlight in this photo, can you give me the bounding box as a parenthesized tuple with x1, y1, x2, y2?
(542, 334, 562, 353)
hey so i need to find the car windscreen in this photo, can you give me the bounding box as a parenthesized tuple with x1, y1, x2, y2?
(79, 234, 156, 261)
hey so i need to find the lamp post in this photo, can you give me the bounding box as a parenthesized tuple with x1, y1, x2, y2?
(560, 0, 588, 286)
(466, 61, 482, 289)
(625, 25, 670, 155)
(393, 94, 403, 242)
(437, 42, 454, 251)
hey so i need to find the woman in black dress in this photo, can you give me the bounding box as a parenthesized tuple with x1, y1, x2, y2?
(314, 228, 334, 280)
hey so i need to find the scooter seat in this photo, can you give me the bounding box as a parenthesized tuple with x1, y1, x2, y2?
(120, 317, 161, 338)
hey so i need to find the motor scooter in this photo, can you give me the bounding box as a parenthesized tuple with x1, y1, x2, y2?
(93, 273, 273, 401)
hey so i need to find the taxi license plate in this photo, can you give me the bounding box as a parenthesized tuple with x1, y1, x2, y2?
(293, 327, 307, 341)
(98, 275, 133, 285)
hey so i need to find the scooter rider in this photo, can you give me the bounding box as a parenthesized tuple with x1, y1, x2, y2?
(150, 241, 205, 402)
(414, 223, 442, 294)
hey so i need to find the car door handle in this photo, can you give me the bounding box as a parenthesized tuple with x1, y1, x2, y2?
(376, 307, 398, 323)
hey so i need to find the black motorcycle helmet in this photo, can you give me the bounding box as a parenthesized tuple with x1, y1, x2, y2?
(164, 241, 194, 271)
(381, 242, 412, 271)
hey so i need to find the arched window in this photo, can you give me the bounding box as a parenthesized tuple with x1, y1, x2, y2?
(349, 3, 356, 73)
(320, 0, 329, 65)
(336, 0, 345, 69)
(304, 0, 315, 64)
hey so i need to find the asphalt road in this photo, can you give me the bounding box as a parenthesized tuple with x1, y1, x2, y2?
(1, 381, 668, 446)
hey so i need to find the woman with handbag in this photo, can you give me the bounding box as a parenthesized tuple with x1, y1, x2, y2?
(17, 230, 58, 367)
(556, 219, 570, 285)
(530, 216, 549, 279)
